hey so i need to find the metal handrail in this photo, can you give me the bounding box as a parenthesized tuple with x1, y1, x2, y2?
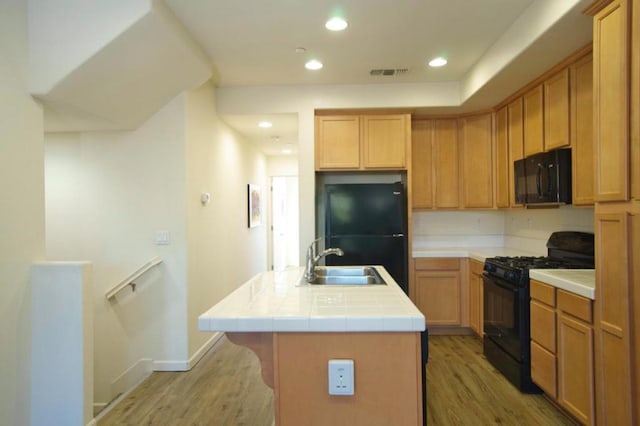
(105, 256, 162, 300)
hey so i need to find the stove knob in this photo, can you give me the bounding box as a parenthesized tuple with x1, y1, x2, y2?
(506, 271, 516, 282)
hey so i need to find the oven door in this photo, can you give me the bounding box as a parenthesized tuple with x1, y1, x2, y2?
(482, 273, 522, 361)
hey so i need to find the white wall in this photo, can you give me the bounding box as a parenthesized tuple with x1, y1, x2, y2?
(45, 95, 190, 406)
(412, 211, 506, 248)
(184, 81, 268, 356)
(504, 206, 594, 253)
(45, 83, 269, 408)
(411, 207, 594, 253)
(0, 1, 45, 424)
(267, 155, 298, 177)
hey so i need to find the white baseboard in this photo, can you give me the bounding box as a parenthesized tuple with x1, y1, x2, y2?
(152, 332, 224, 371)
(110, 358, 153, 399)
(92, 333, 225, 422)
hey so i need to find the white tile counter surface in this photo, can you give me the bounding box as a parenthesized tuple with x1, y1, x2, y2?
(198, 266, 425, 333)
(529, 269, 595, 300)
(412, 247, 541, 262)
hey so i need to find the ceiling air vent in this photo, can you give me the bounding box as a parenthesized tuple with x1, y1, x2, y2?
(370, 68, 409, 76)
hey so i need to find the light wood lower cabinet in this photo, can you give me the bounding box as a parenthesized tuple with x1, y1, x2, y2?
(468, 259, 484, 336)
(414, 258, 461, 327)
(530, 280, 595, 425)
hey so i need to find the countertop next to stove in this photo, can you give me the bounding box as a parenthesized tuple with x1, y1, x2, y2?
(412, 247, 540, 262)
(529, 269, 595, 300)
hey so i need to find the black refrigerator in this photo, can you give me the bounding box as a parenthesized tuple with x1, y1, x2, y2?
(323, 182, 408, 294)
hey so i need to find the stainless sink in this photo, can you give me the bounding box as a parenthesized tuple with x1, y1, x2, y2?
(303, 266, 387, 285)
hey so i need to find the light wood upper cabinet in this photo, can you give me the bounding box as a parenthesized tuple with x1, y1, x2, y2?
(523, 85, 544, 156)
(315, 114, 409, 171)
(571, 54, 595, 206)
(433, 119, 460, 209)
(508, 98, 525, 207)
(362, 115, 408, 168)
(315, 116, 360, 169)
(459, 113, 494, 208)
(544, 68, 571, 151)
(412, 119, 459, 209)
(593, 0, 630, 201)
(495, 107, 509, 208)
(411, 120, 434, 209)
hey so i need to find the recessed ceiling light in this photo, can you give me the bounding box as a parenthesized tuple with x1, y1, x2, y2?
(258, 121, 272, 128)
(305, 59, 323, 70)
(325, 17, 348, 31)
(281, 148, 293, 155)
(428, 57, 448, 67)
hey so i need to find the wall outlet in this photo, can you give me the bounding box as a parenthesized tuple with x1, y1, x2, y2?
(328, 359, 354, 396)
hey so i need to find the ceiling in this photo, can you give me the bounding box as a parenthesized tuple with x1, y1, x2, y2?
(164, 0, 593, 157)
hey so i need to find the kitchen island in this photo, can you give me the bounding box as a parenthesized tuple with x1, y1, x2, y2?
(199, 266, 425, 426)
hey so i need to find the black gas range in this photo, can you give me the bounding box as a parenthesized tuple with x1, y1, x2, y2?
(482, 232, 594, 393)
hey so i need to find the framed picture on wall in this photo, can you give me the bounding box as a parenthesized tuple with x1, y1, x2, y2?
(248, 184, 262, 228)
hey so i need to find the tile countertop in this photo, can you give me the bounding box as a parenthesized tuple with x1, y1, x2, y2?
(198, 266, 425, 333)
(412, 247, 542, 262)
(530, 269, 595, 300)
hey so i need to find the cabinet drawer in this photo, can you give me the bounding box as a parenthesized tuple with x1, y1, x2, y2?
(531, 341, 557, 398)
(557, 290, 593, 323)
(469, 259, 484, 276)
(530, 280, 556, 306)
(414, 257, 460, 271)
(531, 300, 556, 352)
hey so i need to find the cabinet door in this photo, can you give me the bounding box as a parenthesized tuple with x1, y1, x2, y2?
(433, 119, 459, 209)
(415, 271, 461, 326)
(411, 120, 434, 209)
(316, 116, 360, 169)
(594, 210, 633, 425)
(362, 115, 407, 169)
(571, 54, 595, 206)
(459, 113, 494, 208)
(523, 85, 544, 156)
(632, 0, 640, 201)
(531, 300, 556, 352)
(558, 314, 595, 425)
(508, 98, 524, 206)
(495, 106, 509, 208)
(531, 341, 557, 398)
(544, 68, 570, 151)
(468, 260, 484, 336)
(594, 0, 630, 201)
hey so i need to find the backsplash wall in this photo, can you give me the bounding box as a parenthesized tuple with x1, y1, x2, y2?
(504, 206, 594, 253)
(412, 206, 594, 253)
(412, 211, 505, 248)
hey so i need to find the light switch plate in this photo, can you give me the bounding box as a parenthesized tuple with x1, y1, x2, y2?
(328, 359, 354, 396)
(155, 230, 170, 245)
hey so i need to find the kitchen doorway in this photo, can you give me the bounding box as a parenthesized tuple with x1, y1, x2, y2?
(270, 176, 299, 271)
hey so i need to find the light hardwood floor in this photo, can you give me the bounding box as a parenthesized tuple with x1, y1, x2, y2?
(98, 335, 575, 425)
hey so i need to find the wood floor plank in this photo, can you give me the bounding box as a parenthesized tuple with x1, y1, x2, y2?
(98, 335, 574, 425)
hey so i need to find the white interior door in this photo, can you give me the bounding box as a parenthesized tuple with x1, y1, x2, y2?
(271, 176, 299, 271)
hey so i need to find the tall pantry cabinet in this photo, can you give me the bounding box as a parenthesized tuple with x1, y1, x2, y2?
(587, 0, 639, 424)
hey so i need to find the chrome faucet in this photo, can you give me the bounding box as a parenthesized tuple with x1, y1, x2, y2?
(303, 238, 344, 281)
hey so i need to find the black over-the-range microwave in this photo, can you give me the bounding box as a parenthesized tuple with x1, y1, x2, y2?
(514, 148, 572, 205)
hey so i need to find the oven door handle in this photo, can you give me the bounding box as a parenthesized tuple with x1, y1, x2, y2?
(482, 273, 518, 293)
